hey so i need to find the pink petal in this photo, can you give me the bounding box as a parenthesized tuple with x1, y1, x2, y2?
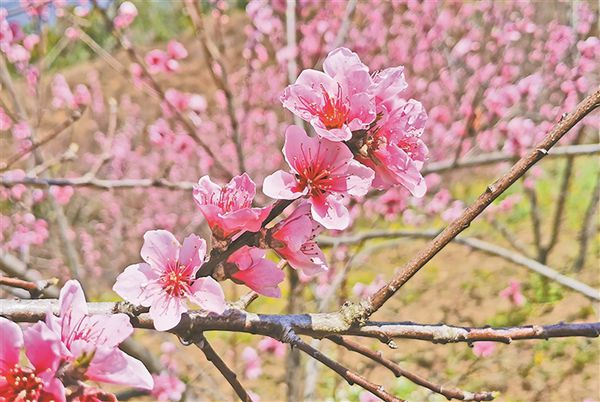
(345, 160, 374, 197)
(58, 280, 88, 327)
(0, 317, 22, 370)
(232, 255, 284, 298)
(310, 194, 350, 230)
(179, 234, 207, 272)
(84, 313, 134, 348)
(263, 170, 304, 200)
(189, 277, 226, 314)
(141, 230, 180, 271)
(347, 92, 376, 130)
(312, 121, 352, 142)
(86, 347, 154, 390)
(323, 47, 369, 88)
(23, 321, 62, 373)
(113, 263, 157, 306)
(150, 294, 187, 331)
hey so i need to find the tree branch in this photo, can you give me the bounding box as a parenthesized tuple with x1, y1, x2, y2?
(328, 335, 496, 401)
(2, 299, 598, 344)
(194, 334, 254, 402)
(355, 87, 600, 321)
(318, 230, 600, 301)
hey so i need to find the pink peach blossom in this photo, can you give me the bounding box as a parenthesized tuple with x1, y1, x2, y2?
(281, 47, 375, 142)
(193, 174, 273, 239)
(229, 246, 284, 297)
(49, 185, 74, 205)
(167, 40, 188, 60)
(356, 98, 428, 196)
(271, 203, 328, 277)
(151, 372, 186, 401)
(113, 230, 226, 331)
(241, 347, 262, 380)
(263, 125, 373, 230)
(472, 341, 496, 357)
(0, 317, 65, 402)
(114, 1, 138, 29)
(45, 280, 154, 390)
(500, 279, 526, 306)
(257, 337, 286, 358)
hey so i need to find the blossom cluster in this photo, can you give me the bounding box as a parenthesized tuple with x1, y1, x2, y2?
(110, 47, 427, 332)
(0, 280, 153, 401)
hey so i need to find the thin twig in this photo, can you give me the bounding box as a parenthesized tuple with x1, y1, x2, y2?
(184, 0, 245, 174)
(194, 335, 254, 402)
(289, 332, 404, 402)
(328, 335, 496, 401)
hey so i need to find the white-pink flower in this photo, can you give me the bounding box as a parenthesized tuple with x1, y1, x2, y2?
(45, 280, 154, 390)
(113, 230, 226, 331)
(229, 246, 284, 297)
(271, 203, 328, 277)
(281, 47, 375, 142)
(263, 125, 374, 230)
(193, 173, 273, 240)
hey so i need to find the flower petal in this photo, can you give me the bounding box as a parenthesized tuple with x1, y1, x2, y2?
(179, 234, 207, 273)
(0, 316, 23, 370)
(263, 170, 304, 200)
(189, 277, 226, 314)
(113, 263, 156, 306)
(149, 294, 187, 331)
(23, 322, 62, 374)
(86, 347, 154, 390)
(141, 230, 180, 270)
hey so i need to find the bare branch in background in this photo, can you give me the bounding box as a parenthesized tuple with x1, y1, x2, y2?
(184, 0, 246, 174)
(0, 110, 83, 173)
(319, 230, 600, 301)
(573, 172, 600, 272)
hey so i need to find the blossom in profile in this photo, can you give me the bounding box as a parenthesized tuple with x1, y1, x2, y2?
(271, 203, 328, 277)
(355, 98, 428, 196)
(281, 47, 375, 142)
(472, 341, 496, 358)
(0, 317, 65, 401)
(229, 246, 284, 297)
(46, 280, 154, 389)
(193, 174, 272, 239)
(263, 125, 373, 230)
(113, 230, 226, 331)
(500, 279, 526, 306)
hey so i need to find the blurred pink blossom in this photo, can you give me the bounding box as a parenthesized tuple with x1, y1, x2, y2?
(472, 341, 496, 357)
(241, 347, 262, 379)
(500, 279, 526, 306)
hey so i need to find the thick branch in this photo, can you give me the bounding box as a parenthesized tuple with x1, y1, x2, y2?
(358, 88, 600, 320)
(2, 300, 598, 344)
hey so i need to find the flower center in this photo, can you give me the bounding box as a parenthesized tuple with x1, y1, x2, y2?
(299, 84, 349, 130)
(209, 187, 252, 214)
(159, 265, 192, 297)
(0, 364, 44, 402)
